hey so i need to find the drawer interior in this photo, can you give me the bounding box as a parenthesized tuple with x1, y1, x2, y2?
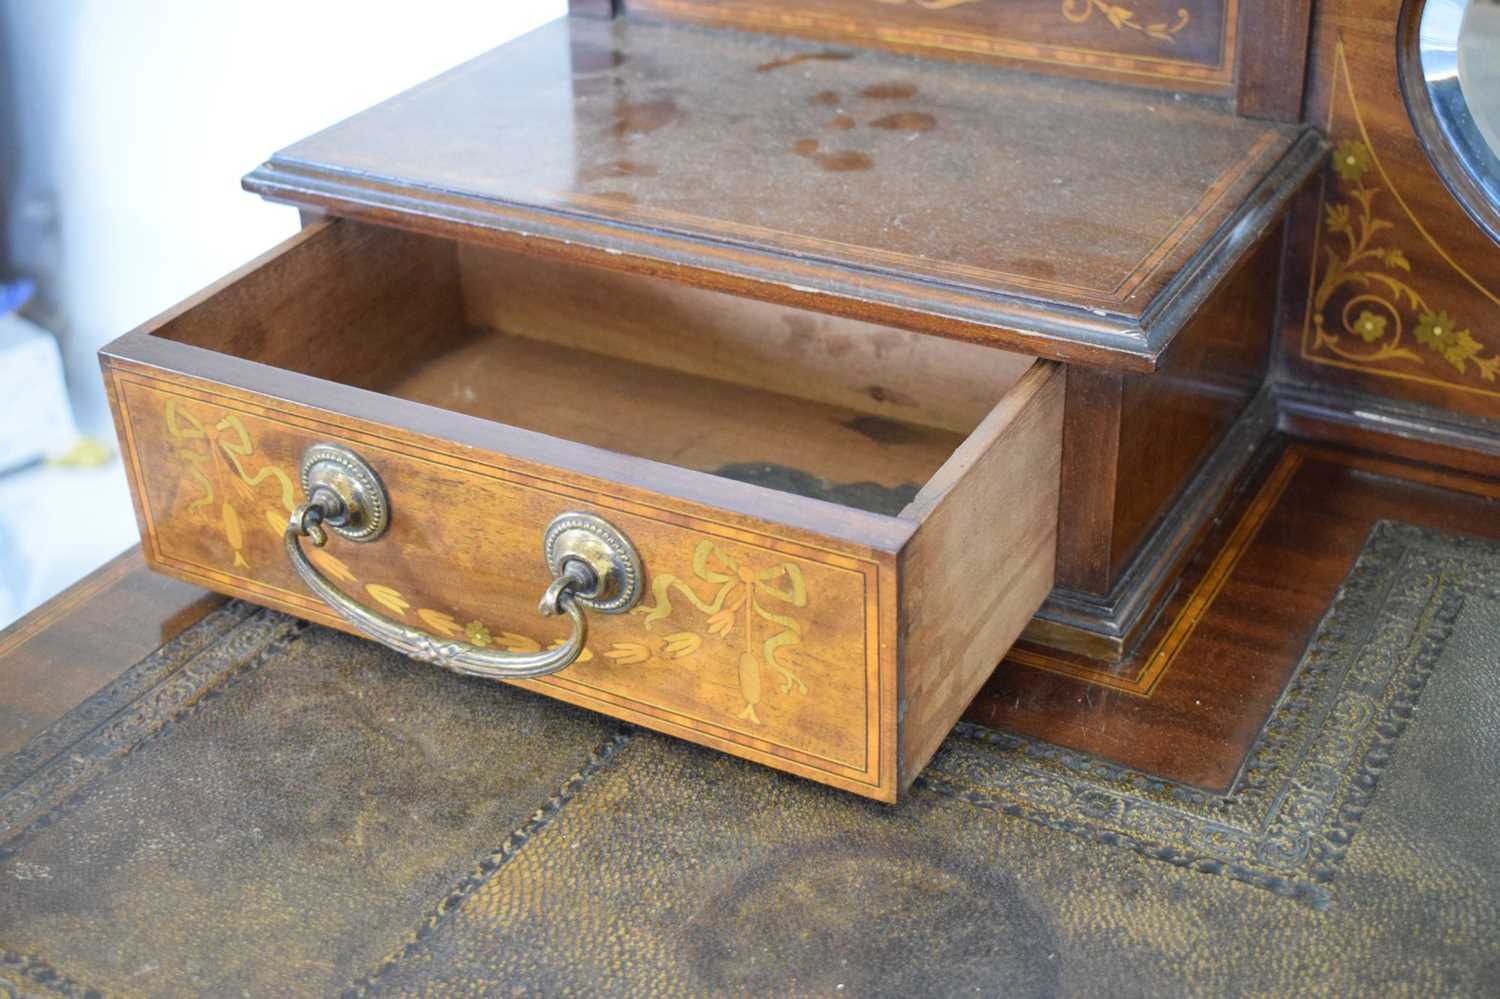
(151, 220, 1034, 517)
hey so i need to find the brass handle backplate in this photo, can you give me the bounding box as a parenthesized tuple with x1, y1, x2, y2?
(284, 443, 643, 680)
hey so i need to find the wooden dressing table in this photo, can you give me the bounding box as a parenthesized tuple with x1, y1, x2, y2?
(91, 0, 1500, 802)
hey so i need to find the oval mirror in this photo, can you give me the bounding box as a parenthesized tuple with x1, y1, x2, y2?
(1399, 0, 1500, 244)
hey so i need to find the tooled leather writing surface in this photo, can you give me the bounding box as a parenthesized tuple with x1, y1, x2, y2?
(7, 521, 1500, 993)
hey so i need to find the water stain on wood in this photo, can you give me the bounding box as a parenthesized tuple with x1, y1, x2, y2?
(861, 82, 918, 100)
(781, 314, 819, 351)
(610, 99, 679, 138)
(843, 415, 923, 444)
(713, 462, 919, 516)
(571, 45, 626, 74)
(865, 385, 920, 408)
(791, 139, 873, 173)
(870, 112, 936, 132)
(817, 151, 873, 172)
(828, 114, 857, 131)
(756, 50, 853, 73)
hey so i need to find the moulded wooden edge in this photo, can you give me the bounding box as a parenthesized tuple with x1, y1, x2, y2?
(1274, 380, 1500, 480)
(1132, 129, 1327, 358)
(241, 128, 1327, 374)
(1022, 386, 1278, 660)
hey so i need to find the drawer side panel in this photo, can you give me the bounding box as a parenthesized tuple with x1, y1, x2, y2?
(897, 362, 1064, 787)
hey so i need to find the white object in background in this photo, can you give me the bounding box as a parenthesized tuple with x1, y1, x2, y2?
(0, 285, 135, 629)
(0, 309, 79, 471)
(2, 0, 568, 435)
(0, 459, 139, 629)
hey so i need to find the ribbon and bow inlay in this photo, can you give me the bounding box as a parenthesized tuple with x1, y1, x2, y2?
(635, 541, 810, 724)
(164, 399, 296, 569)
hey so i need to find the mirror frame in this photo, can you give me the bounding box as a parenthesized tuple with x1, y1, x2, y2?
(1398, 0, 1500, 245)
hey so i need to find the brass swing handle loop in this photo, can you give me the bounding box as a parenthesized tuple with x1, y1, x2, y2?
(284, 444, 643, 681)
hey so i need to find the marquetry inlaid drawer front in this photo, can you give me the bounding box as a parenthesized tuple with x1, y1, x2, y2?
(109, 373, 888, 794)
(101, 219, 1062, 801)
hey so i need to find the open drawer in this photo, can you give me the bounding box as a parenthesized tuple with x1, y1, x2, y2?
(101, 219, 1063, 801)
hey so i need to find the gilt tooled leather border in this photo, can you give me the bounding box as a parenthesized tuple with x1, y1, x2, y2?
(0, 603, 305, 999)
(0, 603, 303, 848)
(925, 520, 1494, 907)
(0, 518, 1486, 999)
(0, 601, 634, 999)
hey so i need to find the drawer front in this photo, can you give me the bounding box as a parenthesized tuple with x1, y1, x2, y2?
(106, 368, 896, 798)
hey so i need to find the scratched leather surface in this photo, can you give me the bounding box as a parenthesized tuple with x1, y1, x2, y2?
(3, 523, 1500, 997)
(0, 610, 619, 998)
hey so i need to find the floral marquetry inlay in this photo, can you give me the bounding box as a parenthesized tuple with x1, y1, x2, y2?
(163, 399, 296, 570)
(1312, 139, 1500, 382)
(1303, 43, 1500, 395)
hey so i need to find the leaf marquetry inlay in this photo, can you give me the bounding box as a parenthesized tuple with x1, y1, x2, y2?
(1060, 0, 1191, 43)
(1303, 44, 1500, 393)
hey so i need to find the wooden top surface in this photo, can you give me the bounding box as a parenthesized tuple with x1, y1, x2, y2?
(244, 17, 1324, 369)
(0, 548, 223, 756)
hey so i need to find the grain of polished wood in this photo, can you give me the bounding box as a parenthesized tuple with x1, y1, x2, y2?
(1052, 236, 1278, 599)
(243, 17, 1320, 370)
(624, 0, 1240, 93)
(0, 548, 222, 756)
(1107, 234, 1279, 578)
(100, 220, 1059, 801)
(972, 439, 1500, 791)
(1234, 0, 1312, 121)
(899, 362, 1063, 785)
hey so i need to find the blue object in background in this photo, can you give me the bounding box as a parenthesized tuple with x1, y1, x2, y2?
(0, 278, 36, 316)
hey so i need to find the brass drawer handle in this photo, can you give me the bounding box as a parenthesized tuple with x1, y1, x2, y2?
(283, 443, 642, 680)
